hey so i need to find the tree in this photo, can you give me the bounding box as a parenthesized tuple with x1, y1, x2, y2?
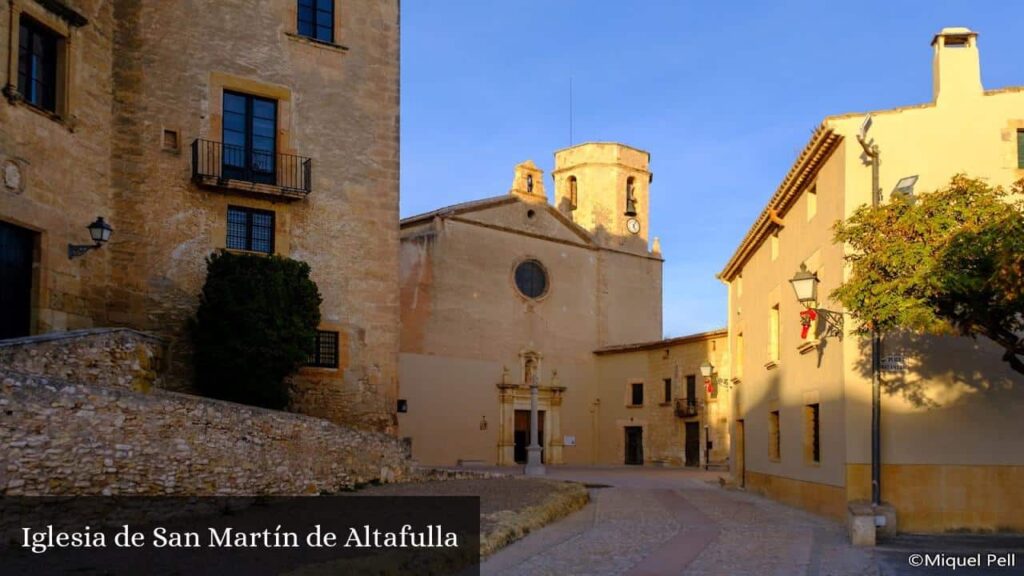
(190, 251, 322, 409)
(832, 175, 1024, 375)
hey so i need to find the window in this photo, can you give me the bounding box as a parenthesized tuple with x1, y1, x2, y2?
(1017, 130, 1024, 169)
(227, 206, 275, 254)
(625, 176, 637, 216)
(807, 185, 817, 221)
(769, 304, 780, 362)
(804, 403, 820, 464)
(769, 410, 781, 461)
(663, 378, 672, 403)
(223, 91, 277, 184)
(298, 0, 334, 43)
(568, 176, 578, 210)
(630, 382, 644, 406)
(17, 15, 59, 112)
(307, 330, 339, 368)
(514, 259, 548, 299)
(162, 129, 179, 151)
(685, 374, 696, 407)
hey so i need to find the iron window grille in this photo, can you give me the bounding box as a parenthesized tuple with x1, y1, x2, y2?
(307, 330, 339, 368)
(226, 206, 275, 254)
(298, 0, 334, 43)
(17, 15, 59, 112)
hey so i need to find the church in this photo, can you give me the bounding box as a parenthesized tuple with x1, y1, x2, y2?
(397, 142, 730, 467)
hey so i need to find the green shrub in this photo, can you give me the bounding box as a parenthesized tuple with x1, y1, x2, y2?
(190, 250, 322, 409)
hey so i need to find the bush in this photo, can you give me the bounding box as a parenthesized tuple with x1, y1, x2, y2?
(190, 251, 322, 409)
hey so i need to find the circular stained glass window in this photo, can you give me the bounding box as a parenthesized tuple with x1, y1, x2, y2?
(514, 260, 548, 299)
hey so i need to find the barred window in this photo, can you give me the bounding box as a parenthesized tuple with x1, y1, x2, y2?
(227, 206, 275, 254)
(307, 330, 339, 368)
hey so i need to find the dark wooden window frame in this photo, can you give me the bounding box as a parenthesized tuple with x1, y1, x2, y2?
(226, 205, 275, 254)
(630, 382, 644, 406)
(17, 14, 59, 112)
(297, 0, 335, 43)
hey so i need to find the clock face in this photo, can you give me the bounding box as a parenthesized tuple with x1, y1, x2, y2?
(626, 218, 641, 235)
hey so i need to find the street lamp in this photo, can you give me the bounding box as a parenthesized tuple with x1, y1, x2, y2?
(68, 217, 113, 259)
(789, 263, 818, 306)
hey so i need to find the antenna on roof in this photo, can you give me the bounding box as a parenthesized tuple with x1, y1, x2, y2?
(568, 77, 574, 146)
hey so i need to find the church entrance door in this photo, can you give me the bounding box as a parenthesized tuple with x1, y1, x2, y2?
(514, 409, 544, 464)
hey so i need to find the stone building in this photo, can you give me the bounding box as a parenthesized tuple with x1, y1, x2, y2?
(398, 142, 728, 466)
(719, 28, 1024, 532)
(0, 0, 400, 431)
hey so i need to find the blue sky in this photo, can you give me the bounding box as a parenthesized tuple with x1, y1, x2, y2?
(399, 1, 1023, 338)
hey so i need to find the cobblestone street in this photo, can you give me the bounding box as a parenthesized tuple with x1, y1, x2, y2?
(481, 467, 879, 576)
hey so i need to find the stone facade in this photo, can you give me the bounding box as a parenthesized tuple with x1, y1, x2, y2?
(594, 330, 730, 467)
(0, 328, 164, 391)
(398, 143, 726, 467)
(0, 370, 412, 496)
(720, 28, 1024, 532)
(0, 0, 400, 432)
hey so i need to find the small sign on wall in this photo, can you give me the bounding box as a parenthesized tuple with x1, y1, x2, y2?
(563, 435, 576, 447)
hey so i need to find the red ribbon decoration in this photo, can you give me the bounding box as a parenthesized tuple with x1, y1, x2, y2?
(800, 308, 818, 339)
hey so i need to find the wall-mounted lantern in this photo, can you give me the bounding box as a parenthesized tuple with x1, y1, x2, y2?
(788, 263, 819, 306)
(68, 217, 113, 259)
(699, 361, 732, 391)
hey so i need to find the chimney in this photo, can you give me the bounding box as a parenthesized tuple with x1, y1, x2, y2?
(932, 27, 982, 105)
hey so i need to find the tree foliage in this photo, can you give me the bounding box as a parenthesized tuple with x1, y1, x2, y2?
(190, 251, 322, 409)
(832, 175, 1024, 374)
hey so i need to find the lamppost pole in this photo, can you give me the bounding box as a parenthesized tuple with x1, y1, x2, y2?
(857, 121, 883, 507)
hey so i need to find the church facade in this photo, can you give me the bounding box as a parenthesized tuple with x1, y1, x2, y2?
(398, 142, 729, 466)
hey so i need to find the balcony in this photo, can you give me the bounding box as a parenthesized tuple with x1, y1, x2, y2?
(191, 139, 312, 200)
(675, 398, 699, 418)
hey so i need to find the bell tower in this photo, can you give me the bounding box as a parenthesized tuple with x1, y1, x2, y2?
(551, 142, 652, 251)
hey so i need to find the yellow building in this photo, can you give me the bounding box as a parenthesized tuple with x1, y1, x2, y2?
(398, 143, 728, 467)
(0, 0, 400, 431)
(719, 28, 1024, 532)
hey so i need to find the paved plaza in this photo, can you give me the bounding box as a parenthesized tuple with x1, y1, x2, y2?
(480, 467, 1024, 576)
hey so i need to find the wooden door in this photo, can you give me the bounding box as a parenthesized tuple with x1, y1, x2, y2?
(0, 221, 33, 339)
(685, 422, 700, 467)
(514, 409, 544, 464)
(624, 426, 643, 465)
(735, 419, 745, 487)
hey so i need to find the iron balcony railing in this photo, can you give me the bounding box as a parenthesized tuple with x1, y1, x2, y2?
(675, 398, 699, 418)
(191, 139, 312, 199)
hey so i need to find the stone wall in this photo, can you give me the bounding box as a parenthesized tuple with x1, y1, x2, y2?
(0, 370, 412, 496)
(0, 328, 164, 391)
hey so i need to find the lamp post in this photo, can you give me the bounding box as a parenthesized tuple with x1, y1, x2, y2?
(68, 217, 113, 259)
(856, 115, 883, 508)
(524, 372, 546, 476)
